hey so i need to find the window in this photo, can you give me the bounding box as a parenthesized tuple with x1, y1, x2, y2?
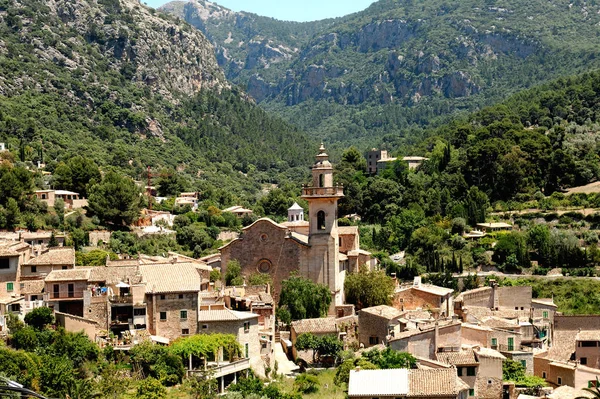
(469, 389, 475, 397)
(319, 174, 324, 187)
(134, 308, 146, 316)
(244, 321, 250, 332)
(558, 377, 562, 385)
(62, 266, 67, 270)
(457, 367, 463, 376)
(581, 341, 598, 347)
(521, 307, 524, 310)
(31, 266, 37, 273)
(467, 367, 476, 376)
(68, 283, 74, 298)
(589, 380, 598, 388)
(317, 211, 326, 230)
(543, 311, 549, 319)
(515, 307, 519, 310)
(581, 357, 588, 365)
(0, 258, 9, 269)
(491, 338, 497, 348)
(542, 372, 547, 379)
(520, 360, 526, 368)
(202, 324, 208, 330)
(339, 237, 342, 246)
(160, 311, 167, 321)
(507, 337, 514, 351)
(31, 295, 38, 301)
(160, 294, 165, 300)
(41, 194, 46, 199)
(182, 329, 189, 335)
(245, 343, 249, 358)
(53, 284, 59, 297)
(369, 336, 379, 345)
(180, 310, 187, 320)
(6, 282, 13, 292)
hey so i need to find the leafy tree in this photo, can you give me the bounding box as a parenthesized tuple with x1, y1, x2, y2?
(48, 232, 59, 248)
(129, 342, 184, 385)
(209, 269, 221, 283)
(334, 358, 377, 386)
(88, 171, 141, 226)
(24, 307, 54, 330)
(5, 197, 20, 229)
(278, 275, 331, 320)
(136, 377, 166, 399)
(11, 326, 38, 351)
(344, 266, 394, 310)
(362, 348, 416, 369)
(50, 328, 99, 366)
(248, 272, 272, 286)
(294, 373, 319, 394)
(0, 347, 41, 390)
(184, 373, 218, 399)
(156, 170, 188, 197)
(95, 364, 130, 399)
(225, 259, 244, 286)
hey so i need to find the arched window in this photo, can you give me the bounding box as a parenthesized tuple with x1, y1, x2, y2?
(319, 174, 324, 187)
(317, 211, 326, 230)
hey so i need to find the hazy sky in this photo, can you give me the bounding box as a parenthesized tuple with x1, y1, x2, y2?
(144, 0, 377, 22)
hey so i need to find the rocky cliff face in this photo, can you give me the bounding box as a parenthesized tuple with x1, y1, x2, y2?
(0, 0, 227, 99)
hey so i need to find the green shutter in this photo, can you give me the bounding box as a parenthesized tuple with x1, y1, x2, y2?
(6, 282, 13, 292)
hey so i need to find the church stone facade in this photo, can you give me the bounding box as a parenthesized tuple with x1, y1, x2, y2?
(220, 145, 374, 309)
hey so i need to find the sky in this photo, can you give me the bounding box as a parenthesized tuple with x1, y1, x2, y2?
(145, 0, 377, 22)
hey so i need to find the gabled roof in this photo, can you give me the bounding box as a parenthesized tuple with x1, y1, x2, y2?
(576, 331, 600, 341)
(0, 240, 30, 256)
(21, 280, 45, 295)
(26, 247, 75, 266)
(360, 305, 403, 320)
(45, 268, 91, 282)
(197, 308, 258, 322)
(397, 283, 453, 297)
(140, 263, 203, 293)
(291, 317, 337, 335)
(409, 368, 467, 397)
(338, 226, 359, 235)
(436, 349, 478, 366)
(89, 266, 139, 285)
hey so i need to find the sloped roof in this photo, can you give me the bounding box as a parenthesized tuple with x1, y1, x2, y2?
(360, 305, 403, 320)
(0, 240, 30, 256)
(45, 268, 91, 282)
(338, 226, 359, 235)
(481, 316, 520, 329)
(348, 368, 409, 397)
(576, 331, 600, 341)
(475, 347, 506, 360)
(26, 247, 75, 266)
(288, 202, 303, 211)
(88, 266, 138, 285)
(291, 317, 337, 334)
(436, 350, 478, 366)
(197, 309, 258, 322)
(547, 385, 595, 399)
(140, 263, 203, 293)
(408, 368, 466, 397)
(21, 280, 45, 295)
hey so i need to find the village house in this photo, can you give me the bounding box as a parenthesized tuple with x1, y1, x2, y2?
(348, 367, 469, 399)
(222, 205, 253, 218)
(358, 305, 404, 347)
(534, 315, 600, 389)
(389, 321, 463, 359)
(220, 145, 375, 311)
(34, 189, 88, 209)
(393, 277, 454, 318)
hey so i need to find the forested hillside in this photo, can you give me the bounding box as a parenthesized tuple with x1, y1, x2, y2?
(168, 0, 600, 149)
(0, 0, 314, 201)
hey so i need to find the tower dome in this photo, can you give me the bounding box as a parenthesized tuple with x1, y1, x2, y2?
(288, 202, 304, 222)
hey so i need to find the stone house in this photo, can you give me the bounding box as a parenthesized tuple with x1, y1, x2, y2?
(197, 308, 261, 373)
(22, 247, 75, 280)
(389, 321, 463, 359)
(34, 190, 88, 209)
(348, 368, 469, 399)
(290, 317, 338, 360)
(358, 305, 404, 347)
(0, 241, 30, 306)
(44, 268, 91, 317)
(393, 277, 454, 318)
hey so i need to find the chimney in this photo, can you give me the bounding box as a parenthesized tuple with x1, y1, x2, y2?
(490, 279, 499, 310)
(414, 276, 421, 287)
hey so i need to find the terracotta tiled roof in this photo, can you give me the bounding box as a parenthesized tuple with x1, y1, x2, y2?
(88, 266, 139, 285)
(338, 226, 359, 235)
(21, 280, 45, 295)
(408, 368, 466, 397)
(547, 331, 576, 362)
(436, 349, 478, 366)
(360, 305, 403, 320)
(474, 347, 506, 360)
(291, 317, 337, 335)
(481, 316, 520, 329)
(140, 262, 203, 293)
(547, 385, 595, 399)
(198, 309, 258, 322)
(26, 247, 75, 266)
(0, 240, 30, 256)
(390, 321, 462, 342)
(576, 331, 600, 341)
(45, 268, 91, 282)
(413, 284, 454, 296)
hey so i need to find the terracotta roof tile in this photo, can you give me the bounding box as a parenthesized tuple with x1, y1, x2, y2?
(360, 305, 403, 320)
(140, 262, 203, 293)
(198, 309, 258, 322)
(26, 247, 75, 266)
(21, 280, 45, 295)
(45, 268, 91, 282)
(408, 368, 466, 397)
(291, 317, 337, 334)
(436, 349, 478, 366)
(88, 266, 139, 285)
(576, 331, 600, 341)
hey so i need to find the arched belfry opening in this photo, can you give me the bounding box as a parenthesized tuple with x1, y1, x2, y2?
(319, 174, 324, 188)
(317, 211, 326, 230)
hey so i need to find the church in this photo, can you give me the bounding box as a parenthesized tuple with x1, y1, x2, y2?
(219, 144, 375, 308)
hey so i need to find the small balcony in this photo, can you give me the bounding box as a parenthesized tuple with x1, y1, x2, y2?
(301, 186, 344, 198)
(497, 344, 532, 353)
(109, 295, 133, 304)
(49, 291, 84, 300)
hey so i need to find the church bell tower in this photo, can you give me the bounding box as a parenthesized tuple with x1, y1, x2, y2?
(301, 143, 344, 307)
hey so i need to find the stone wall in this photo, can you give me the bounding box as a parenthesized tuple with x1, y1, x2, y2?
(148, 292, 199, 341)
(497, 286, 532, 310)
(85, 298, 109, 330)
(220, 220, 308, 301)
(55, 311, 98, 340)
(393, 287, 442, 312)
(358, 311, 394, 347)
